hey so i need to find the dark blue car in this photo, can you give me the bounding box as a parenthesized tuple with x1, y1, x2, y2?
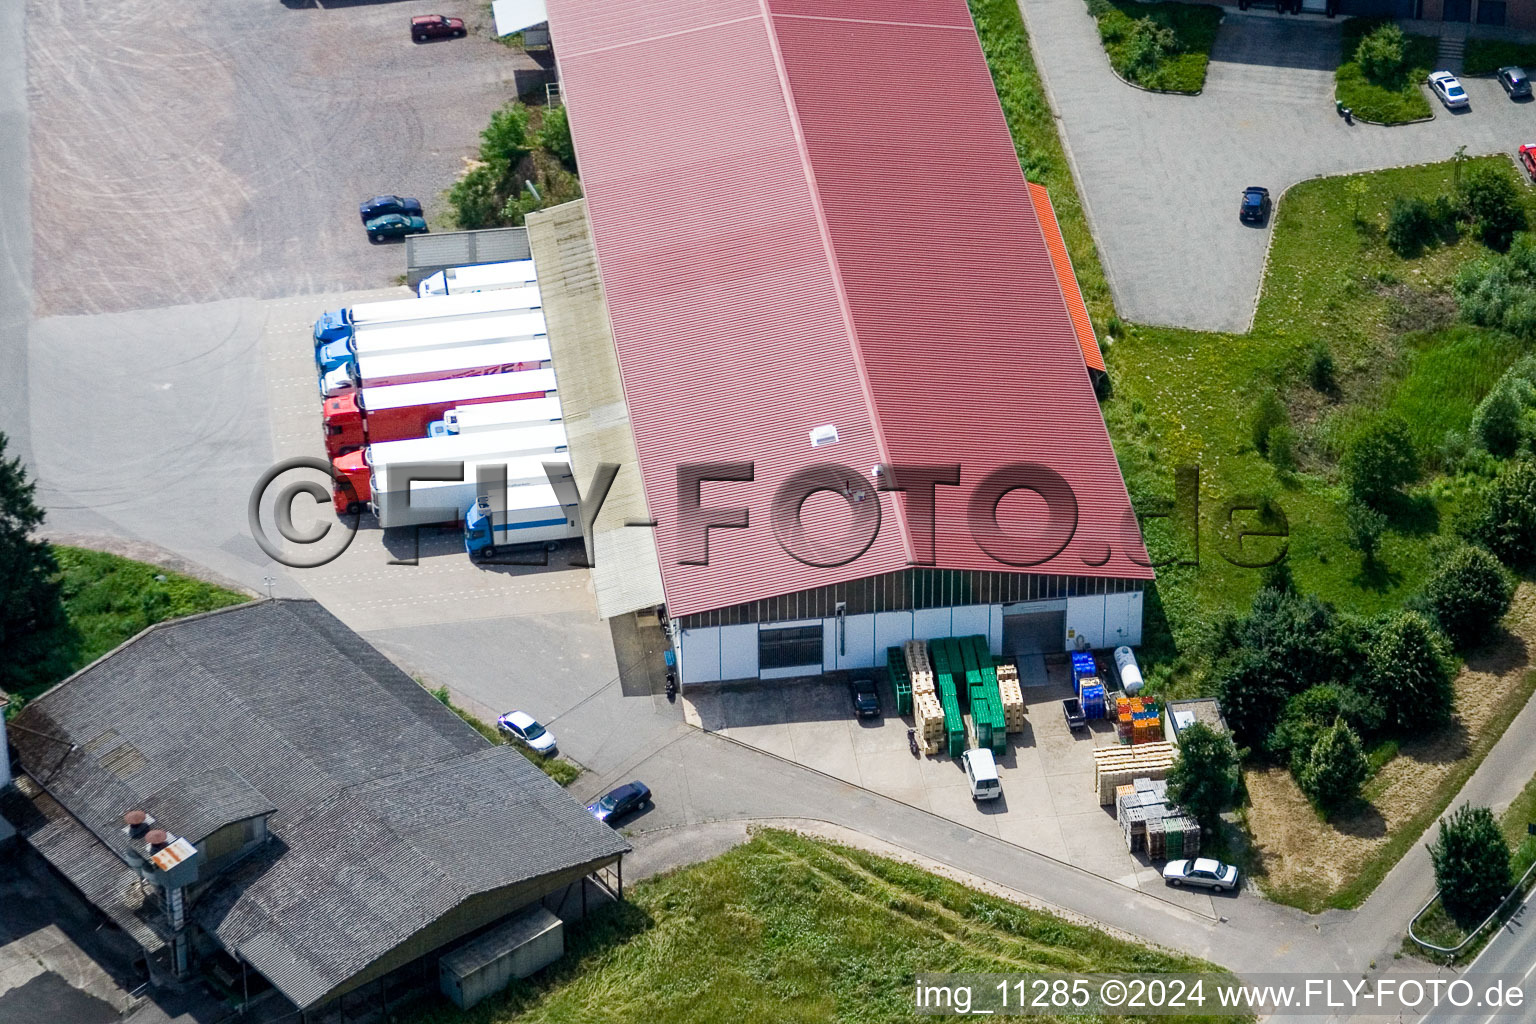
(1239, 186, 1271, 224)
(586, 781, 651, 825)
(358, 195, 423, 223)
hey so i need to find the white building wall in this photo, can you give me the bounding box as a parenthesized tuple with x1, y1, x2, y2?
(950, 604, 990, 644)
(1065, 595, 1107, 650)
(988, 606, 1004, 655)
(911, 608, 953, 642)
(1103, 592, 1143, 648)
(718, 623, 759, 680)
(825, 613, 877, 670)
(679, 628, 720, 684)
(874, 612, 914, 665)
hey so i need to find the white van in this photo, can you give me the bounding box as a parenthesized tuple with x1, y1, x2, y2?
(962, 748, 1001, 801)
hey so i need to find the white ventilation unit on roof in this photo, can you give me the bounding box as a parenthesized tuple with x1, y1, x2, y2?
(809, 424, 839, 448)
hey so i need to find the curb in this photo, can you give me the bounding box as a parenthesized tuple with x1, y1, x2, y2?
(1089, 7, 1216, 97)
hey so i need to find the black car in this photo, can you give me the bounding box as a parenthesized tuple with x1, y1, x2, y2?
(1499, 66, 1532, 99)
(849, 676, 880, 718)
(358, 195, 423, 223)
(1239, 186, 1271, 224)
(587, 781, 651, 824)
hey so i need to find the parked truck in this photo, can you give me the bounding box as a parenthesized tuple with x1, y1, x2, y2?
(320, 337, 552, 397)
(371, 451, 575, 529)
(464, 485, 582, 559)
(315, 301, 545, 373)
(313, 288, 545, 345)
(331, 422, 571, 513)
(429, 396, 565, 437)
(323, 368, 559, 458)
(417, 259, 539, 298)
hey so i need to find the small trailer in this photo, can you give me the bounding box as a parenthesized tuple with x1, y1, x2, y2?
(1062, 697, 1088, 732)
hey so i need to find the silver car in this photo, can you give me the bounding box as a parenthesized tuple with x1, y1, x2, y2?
(1428, 71, 1469, 109)
(1162, 857, 1239, 891)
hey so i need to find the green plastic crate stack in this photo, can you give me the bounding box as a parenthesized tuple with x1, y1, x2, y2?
(961, 635, 1007, 753)
(886, 646, 913, 715)
(1166, 819, 1185, 860)
(926, 640, 967, 755)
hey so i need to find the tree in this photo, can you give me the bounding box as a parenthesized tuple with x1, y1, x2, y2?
(479, 102, 532, 168)
(1386, 196, 1436, 257)
(1343, 416, 1420, 508)
(1345, 178, 1368, 225)
(1454, 235, 1536, 341)
(1459, 458, 1536, 567)
(1460, 164, 1526, 252)
(539, 106, 576, 168)
(0, 433, 65, 694)
(1251, 391, 1287, 456)
(1167, 722, 1242, 832)
(1430, 804, 1512, 928)
(1364, 611, 1454, 732)
(1309, 342, 1338, 393)
(1297, 718, 1368, 814)
(1215, 647, 1290, 748)
(1355, 23, 1406, 83)
(1422, 546, 1513, 650)
(1237, 587, 1340, 694)
(1123, 18, 1178, 77)
(1345, 500, 1387, 563)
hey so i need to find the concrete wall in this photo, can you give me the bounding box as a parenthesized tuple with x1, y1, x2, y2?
(440, 907, 563, 1010)
(676, 593, 1143, 685)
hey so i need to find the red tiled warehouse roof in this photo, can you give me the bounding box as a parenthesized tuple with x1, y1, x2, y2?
(547, 0, 1151, 618)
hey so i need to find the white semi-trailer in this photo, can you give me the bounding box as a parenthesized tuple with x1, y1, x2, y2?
(372, 451, 576, 530)
(321, 336, 553, 397)
(434, 396, 565, 436)
(417, 260, 540, 297)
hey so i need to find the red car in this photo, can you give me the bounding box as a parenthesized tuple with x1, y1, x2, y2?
(411, 15, 466, 42)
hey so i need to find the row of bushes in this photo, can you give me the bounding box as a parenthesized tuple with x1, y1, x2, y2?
(1387, 164, 1526, 258)
(1210, 551, 1510, 815)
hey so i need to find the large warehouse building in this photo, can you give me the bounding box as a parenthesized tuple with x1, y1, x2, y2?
(542, 0, 1152, 685)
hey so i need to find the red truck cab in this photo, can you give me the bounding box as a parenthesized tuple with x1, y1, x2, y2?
(331, 451, 372, 515)
(324, 395, 365, 458)
(411, 15, 466, 42)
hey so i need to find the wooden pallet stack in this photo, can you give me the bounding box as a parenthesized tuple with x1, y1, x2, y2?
(1092, 742, 1178, 805)
(904, 640, 934, 697)
(913, 693, 945, 753)
(995, 661, 1026, 734)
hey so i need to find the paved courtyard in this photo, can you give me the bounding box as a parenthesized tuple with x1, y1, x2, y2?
(684, 663, 1224, 915)
(1024, 3, 1536, 331)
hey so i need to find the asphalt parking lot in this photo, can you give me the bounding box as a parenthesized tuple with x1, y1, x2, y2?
(1023, 5, 1536, 332)
(26, 0, 537, 317)
(684, 663, 1221, 912)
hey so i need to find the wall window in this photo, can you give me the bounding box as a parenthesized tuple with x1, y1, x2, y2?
(758, 624, 823, 671)
(1477, 0, 1506, 24)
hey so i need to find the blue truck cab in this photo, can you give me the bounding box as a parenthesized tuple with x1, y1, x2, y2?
(315, 336, 357, 373)
(464, 495, 574, 559)
(428, 420, 451, 438)
(313, 309, 352, 346)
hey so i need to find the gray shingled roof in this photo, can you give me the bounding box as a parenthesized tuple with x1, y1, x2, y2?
(4, 600, 627, 1010)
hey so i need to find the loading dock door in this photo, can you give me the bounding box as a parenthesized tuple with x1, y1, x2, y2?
(1002, 610, 1064, 657)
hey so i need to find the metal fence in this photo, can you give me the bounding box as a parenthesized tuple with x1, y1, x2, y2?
(405, 228, 532, 287)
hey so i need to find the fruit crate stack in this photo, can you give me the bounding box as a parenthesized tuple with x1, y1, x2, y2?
(995, 660, 1027, 734)
(1116, 696, 1163, 744)
(913, 693, 945, 753)
(1146, 814, 1167, 860)
(1092, 742, 1178, 804)
(904, 640, 934, 696)
(886, 646, 913, 716)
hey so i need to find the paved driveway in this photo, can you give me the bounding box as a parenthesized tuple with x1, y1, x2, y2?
(1022, 3, 1536, 331)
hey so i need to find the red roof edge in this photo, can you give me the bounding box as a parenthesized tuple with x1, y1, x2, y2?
(1028, 183, 1105, 375)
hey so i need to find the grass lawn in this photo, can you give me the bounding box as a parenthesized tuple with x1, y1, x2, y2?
(429, 685, 582, 786)
(404, 829, 1240, 1024)
(1085, 0, 1224, 94)
(1335, 19, 1437, 124)
(1464, 39, 1536, 77)
(9, 546, 250, 708)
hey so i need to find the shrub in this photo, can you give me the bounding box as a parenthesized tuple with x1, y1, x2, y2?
(1267, 425, 1297, 472)
(1460, 164, 1526, 252)
(1345, 500, 1387, 562)
(1343, 415, 1420, 507)
(1251, 391, 1287, 455)
(1471, 372, 1532, 457)
(1386, 196, 1436, 257)
(539, 106, 576, 168)
(1297, 718, 1369, 814)
(1355, 23, 1407, 83)
(480, 102, 532, 167)
(1423, 546, 1513, 650)
(1455, 235, 1536, 340)
(1166, 722, 1242, 832)
(1429, 804, 1513, 928)
(1123, 17, 1179, 76)
(1459, 458, 1536, 567)
(1363, 610, 1455, 732)
(1308, 342, 1337, 393)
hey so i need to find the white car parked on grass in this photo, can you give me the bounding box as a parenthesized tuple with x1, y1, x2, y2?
(1429, 71, 1470, 109)
(497, 710, 558, 756)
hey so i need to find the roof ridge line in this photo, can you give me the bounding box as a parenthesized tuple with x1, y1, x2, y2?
(757, 0, 917, 568)
(549, 12, 761, 62)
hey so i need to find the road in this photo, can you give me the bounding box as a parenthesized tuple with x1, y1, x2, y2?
(1418, 887, 1536, 1023)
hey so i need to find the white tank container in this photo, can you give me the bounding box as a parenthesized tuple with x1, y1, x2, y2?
(1114, 645, 1144, 695)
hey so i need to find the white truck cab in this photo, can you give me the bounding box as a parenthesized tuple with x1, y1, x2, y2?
(962, 748, 1001, 801)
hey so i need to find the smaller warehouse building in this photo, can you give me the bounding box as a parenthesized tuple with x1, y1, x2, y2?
(1, 600, 627, 1018)
(1163, 698, 1230, 746)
